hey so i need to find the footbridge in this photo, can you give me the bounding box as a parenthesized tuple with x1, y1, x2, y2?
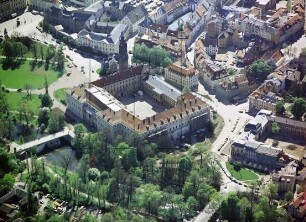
(10, 127, 75, 159)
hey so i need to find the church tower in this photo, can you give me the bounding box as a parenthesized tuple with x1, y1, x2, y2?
(118, 33, 128, 72)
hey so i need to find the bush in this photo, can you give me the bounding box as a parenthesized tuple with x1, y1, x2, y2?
(88, 168, 100, 181)
(60, 99, 66, 105)
(100, 171, 109, 181)
(233, 162, 241, 171)
(41, 93, 52, 108)
(41, 183, 51, 193)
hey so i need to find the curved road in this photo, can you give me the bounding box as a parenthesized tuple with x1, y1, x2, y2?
(190, 83, 253, 222)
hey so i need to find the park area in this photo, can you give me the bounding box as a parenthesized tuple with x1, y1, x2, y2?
(226, 162, 259, 182)
(54, 88, 67, 105)
(0, 59, 60, 89)
(6, 92, 41, 115)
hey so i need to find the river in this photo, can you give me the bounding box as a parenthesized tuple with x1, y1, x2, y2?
(39, 146, 78, 172)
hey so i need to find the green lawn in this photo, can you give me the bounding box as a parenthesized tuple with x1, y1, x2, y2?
(7, 92, 41, 115)
(54, 88, 67, 105)
(226, 162, 259, 181)
(0, 59, 60, 89)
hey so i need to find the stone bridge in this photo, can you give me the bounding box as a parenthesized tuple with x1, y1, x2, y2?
(10, 127, 75, 159)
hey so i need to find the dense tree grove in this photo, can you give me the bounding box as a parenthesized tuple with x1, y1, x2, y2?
(0, 149, 23, 196)
(248, 60, 272, 82)
(65, 125, 222, 220)
(133, 44, 172, 68)
(217, 183, 294, 222)
(1, 36, 64, 72)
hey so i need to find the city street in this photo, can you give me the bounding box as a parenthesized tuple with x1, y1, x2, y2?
(191, 82, 253, 222)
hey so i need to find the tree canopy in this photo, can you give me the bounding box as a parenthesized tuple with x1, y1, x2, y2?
(133, 44, 172, 68)
(248, 60, 272, 81)
(291, 98, 306, 119)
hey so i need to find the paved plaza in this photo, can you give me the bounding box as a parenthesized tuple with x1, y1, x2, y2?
(120, 93, 167, 120)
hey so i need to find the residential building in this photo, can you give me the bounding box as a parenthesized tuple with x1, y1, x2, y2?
(272, 161, 297, 193)
(244, 110, 270, 140)
(0, 184, 38, 221)
(262, 49, 284, 70)
(164, 60, 198, 90)
(184, 3, 210, 47)
(237, 5, 305, 44)
(200, 60, 227, 89)
(289, 192, 306, 218)
(29, 0, 60, 12)
(267, 115, 306, 140)
(255, 0, 276, 12)
(151, 0, 191, 24)
(45, 6, 92, 33)
(0, 0, 27, 20)
(138, 18, 169, 38)
(121, 4, 148, 34)
(231, 133, 283, 171)
(202, 37, 218, 57)
(249, 79, 283, 113)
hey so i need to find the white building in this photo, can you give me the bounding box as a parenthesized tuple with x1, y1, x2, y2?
(77, 24, 128, 54)
(66, 66, 211, 141)
(164, 61, 198, 90)
(120, 5, 148, 34)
